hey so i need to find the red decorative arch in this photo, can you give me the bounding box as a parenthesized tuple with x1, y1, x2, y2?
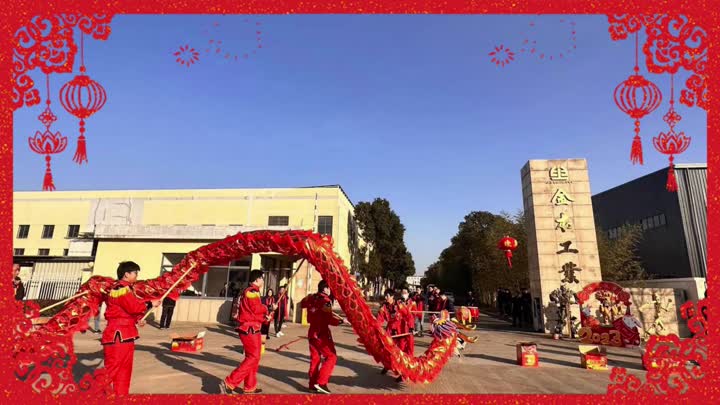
(16, 230, 457, 394)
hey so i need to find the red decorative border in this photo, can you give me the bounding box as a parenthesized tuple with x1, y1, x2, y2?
(1, 0, 716, 403)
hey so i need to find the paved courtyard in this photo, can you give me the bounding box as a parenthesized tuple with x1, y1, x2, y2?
(72, 311, 646, 394)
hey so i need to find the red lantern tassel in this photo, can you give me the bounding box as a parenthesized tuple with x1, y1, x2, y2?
(43, 156, 55, 191)
(630, 133, 643, 165)
(666, 163, 678, 192)
(505, 251, 513, 268)
(73, 134, 88, 164)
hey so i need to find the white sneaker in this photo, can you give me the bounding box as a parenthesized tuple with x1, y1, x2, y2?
(278, 331, 284, 337)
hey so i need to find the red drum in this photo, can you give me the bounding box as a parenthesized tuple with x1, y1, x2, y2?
(468, 307, 480, 319)
(456, 307, 472, 323)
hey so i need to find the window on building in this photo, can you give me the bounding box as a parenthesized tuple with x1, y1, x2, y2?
(318, 216, 333, 236)
(14, 248, 24, 256)
(41, 225, 54, 239)
(63, 249, 69, 256)
(66, 225, 80, 238)
(17, 225, 30, 239)
(659, 213, 666, 225)
(642, 218, 648, 230)
(268, 216, 289, 226)
(38, 248, 50, 256)
(161, 253, 251, 299)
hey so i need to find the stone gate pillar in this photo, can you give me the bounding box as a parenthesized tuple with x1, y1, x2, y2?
(520, 159, 603, 333)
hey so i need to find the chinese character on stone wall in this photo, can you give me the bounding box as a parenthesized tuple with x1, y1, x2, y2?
(556, 241, 579, 254)
(551, 189, 574, 205)
(555, 212, 572, 232)
(549, 166, 569, 182)
(559, 262, 582, 283)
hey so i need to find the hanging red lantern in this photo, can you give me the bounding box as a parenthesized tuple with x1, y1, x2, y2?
(59, 32, 107, 165)
(613, 32, 662, 165)
(497, 236, 519, 268)
(653, 73, 691, 192)
(29, 74, 68, 191)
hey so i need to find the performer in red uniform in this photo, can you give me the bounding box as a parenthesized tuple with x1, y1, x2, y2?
(301, 280, 346, 394)
(412, 286, 425, 336)
(220, 270, 276, 395)
(377, 288, 415, 382)
(101, 261, 160, 396)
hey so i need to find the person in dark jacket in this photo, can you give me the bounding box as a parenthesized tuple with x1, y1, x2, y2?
(521, 288, 532, 326)
(466, 291, 476, 307)
(511, 291, 523, 327)
(159, 291, 179, 329)
(261, 289, 276, 340)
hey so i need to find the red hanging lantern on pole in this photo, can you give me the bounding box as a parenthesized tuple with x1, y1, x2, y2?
(613, 32, 662, 165)
(28, 74, 68, 191)
(59, 32, 107, 165)
(653, 73, 691, 192)
(497, 236, 519, 268)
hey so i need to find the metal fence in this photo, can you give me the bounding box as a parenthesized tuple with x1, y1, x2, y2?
(26, 262, 86, 301)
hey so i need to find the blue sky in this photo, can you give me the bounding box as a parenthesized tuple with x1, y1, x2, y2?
(13, 15, 707, 275)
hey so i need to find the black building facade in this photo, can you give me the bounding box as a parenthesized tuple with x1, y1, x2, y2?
(592, 164, 707, 279)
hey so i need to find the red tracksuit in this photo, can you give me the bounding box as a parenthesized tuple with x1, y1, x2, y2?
(101, 280, 149, 396)
(301, 292, 342, 389)
(412, 293, 424, 321)
(378, 300, 415, 356)
(225, 285, 268, 392)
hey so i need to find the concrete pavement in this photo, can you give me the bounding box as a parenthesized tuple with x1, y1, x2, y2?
(71, 312, 646, 394)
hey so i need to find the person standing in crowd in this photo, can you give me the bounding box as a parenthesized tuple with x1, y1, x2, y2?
(13, 264, 25, 301)
(511, 290, 523, 327)
(521, 288, 532, 326)
(159, 290, 179, 329)
(274, 285, 289, 337)
(412, 286, 425, 337)
(101, 261, 161, 396)
(503, 288, 513, 318)
(301, 280, 346, 394)
(426, 285, 435, 313)
(221, 270, 275, 395)
(436, 291, 454, 313)
(466, 291, 476, 307)
(261, 289, 276, 340)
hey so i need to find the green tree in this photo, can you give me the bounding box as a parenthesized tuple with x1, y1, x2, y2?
(597, 223, 648, 281)
(354, 198, 416, 290)
(424, 210, 529, 305)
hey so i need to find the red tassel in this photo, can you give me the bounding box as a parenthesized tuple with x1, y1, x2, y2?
(73, 134, 88, 164)
(505, 251, 513, 268)
(43, 156, 55, 191)
(630, 134, 643, 165)
(666, 164, 678, 192)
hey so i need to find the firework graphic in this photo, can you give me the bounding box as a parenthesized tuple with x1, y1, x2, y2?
(201, 19, 263, 63)
(489, 45, 515, 67)
(174, 45, 200, 67)
(519, 19, 577, 60)
(490, 18, 577, 67)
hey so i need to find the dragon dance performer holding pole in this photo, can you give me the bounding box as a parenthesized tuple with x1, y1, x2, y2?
(377, 288, 415, 382)
(221, 270, 276, 395)
(101, 261, 161, 396)
(301, 280, 347, 394)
